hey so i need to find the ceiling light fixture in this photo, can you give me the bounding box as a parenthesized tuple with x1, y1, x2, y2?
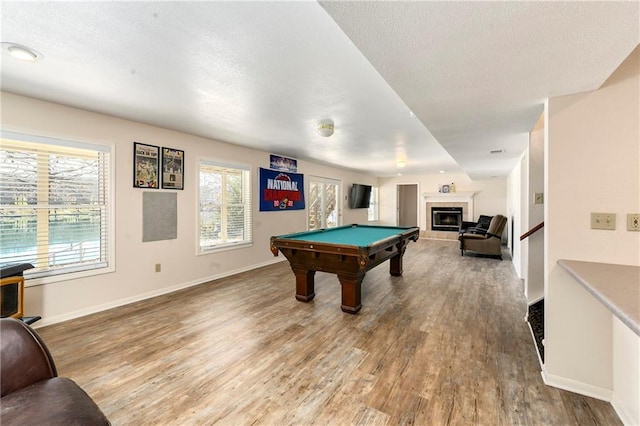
(317, 119, 334, 137)
(396, 160, 406, 168)
(1, 42, 43, 62)
(439, 170, 446, 174)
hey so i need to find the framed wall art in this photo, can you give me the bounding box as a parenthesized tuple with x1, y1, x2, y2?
(133, 142, 160, 188)
(161, 147, 184, 190)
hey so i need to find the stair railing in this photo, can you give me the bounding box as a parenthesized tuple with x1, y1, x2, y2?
(520, 221, 544, 241)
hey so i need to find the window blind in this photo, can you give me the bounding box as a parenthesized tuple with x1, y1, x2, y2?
(199, 160, 252, 252)
(0, 133, 111, 278)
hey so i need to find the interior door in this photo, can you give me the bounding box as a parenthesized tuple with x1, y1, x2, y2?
(308, 177, 341, 230)
(397, 184, 418, 227)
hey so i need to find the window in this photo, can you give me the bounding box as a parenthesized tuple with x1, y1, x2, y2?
(0, 131, 112, 279)
(199, 160, 252, 252)
(368, 186, 379, 222)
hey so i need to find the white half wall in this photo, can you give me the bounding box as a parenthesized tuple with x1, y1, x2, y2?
(544, 46, 640, 422)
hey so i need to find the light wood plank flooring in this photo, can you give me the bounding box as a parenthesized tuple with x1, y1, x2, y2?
(37, 239, 621, 425)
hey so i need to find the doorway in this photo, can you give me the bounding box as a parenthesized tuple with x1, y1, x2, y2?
(397, 184, 418, 227)
(308, 177, 341, 230)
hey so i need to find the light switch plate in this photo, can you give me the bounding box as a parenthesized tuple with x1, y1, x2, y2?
(627, 213, 640, 231)
(591, 212, 616, 230)
(534, 193, 544, 204)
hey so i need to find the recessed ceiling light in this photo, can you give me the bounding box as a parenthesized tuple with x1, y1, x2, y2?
(396, 160, 406, 168)
(439, 170, 446, 174)
(1, 42, 43, 62)
(397, 173, 402, 176)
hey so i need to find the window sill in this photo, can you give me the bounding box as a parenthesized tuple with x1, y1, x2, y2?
(199, 241, 253, 255)
(25, 264, 115, 288)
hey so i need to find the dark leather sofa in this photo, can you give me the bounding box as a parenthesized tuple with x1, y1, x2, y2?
(0, 318, 110, 425)
(459, 214, 494, 236)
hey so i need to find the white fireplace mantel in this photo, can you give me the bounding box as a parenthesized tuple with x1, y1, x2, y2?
(423, 191, 478, 221)
(423, 191, 477, 203)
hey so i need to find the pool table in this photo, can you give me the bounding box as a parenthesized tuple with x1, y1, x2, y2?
(270, 224, 419, 313)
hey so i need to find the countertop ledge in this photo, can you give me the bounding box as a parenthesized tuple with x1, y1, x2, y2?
(558, 259, 639, 337)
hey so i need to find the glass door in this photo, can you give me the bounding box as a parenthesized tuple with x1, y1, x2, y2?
(308, 177, 341, 230)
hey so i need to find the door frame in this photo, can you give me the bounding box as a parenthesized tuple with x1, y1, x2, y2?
(308, 175, 342, 230)
(396, 182, 420, 227)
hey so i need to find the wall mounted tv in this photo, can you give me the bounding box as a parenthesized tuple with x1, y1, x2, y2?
(349, 184, 372, 209)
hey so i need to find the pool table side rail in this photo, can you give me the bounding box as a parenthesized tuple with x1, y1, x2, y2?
(270, 225, 419, 259)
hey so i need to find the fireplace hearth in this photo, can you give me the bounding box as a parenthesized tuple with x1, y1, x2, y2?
(431, 207, 463, 232)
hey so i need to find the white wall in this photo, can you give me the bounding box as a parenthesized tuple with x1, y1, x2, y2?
(526, 115, 545, 303)
(1, 92, 376, 326)
(507, 154, 525, 277)
(544, 47, 639, 422)
(378, 172, 507, 230)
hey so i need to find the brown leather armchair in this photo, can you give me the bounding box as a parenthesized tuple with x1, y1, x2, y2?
(0, 318, 110, 425)
(458, 214, 507, 259)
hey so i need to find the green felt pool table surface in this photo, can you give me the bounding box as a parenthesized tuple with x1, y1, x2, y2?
(281, 224, 416, 247)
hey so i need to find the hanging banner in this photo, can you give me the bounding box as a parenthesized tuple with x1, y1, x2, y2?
(259, 167, 305, 211)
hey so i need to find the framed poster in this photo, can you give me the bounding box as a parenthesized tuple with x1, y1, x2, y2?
(161, 147, 184, 190)
(133, 142, 160, 188)
(270, 154, 297, 172)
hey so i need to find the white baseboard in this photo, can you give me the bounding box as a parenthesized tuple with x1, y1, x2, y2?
(32, 257, 286, 329)
(611, 394, 639, 426)
(541, 367, 613, 402)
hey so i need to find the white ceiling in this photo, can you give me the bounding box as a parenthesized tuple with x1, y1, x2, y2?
(1, 1, 638, 179)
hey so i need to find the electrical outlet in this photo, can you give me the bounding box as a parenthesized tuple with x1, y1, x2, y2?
(591, 212, 616, 230)
(155, 263, 161, 272)
(627, 213, 640, 231)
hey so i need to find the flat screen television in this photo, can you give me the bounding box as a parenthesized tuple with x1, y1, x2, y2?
(349, 184, 372, 209)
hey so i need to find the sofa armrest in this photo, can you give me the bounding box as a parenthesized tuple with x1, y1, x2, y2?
(1, 318, 57, 397)
(460, 221, 477, 230)
(1, 377, 110, 425)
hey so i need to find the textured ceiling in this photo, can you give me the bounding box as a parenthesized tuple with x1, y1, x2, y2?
(1, 1, 638, 179)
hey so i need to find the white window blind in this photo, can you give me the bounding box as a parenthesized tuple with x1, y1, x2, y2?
(199, 160, 252, 252)
(0, 132, 111, 278)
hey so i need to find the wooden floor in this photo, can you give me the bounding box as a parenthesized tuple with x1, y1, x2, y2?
(37, 239, 621, 425)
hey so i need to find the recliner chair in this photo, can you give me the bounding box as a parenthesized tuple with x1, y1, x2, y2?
(0, 318, 110, 425)
(459, 214, 493, 236)
(458, 214, 507, 259)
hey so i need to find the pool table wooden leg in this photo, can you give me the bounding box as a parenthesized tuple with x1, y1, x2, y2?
(338, 273, 364, 314)
(292, 267, 315, 302)
(389, 242, 407, 276)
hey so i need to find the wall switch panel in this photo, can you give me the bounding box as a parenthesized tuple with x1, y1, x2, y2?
(591, 212, 616, 230)
(627, 213, 640, 231)
(534, 193, 544, 204)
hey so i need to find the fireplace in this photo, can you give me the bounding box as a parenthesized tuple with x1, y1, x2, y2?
(431, 207, 463, 232)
